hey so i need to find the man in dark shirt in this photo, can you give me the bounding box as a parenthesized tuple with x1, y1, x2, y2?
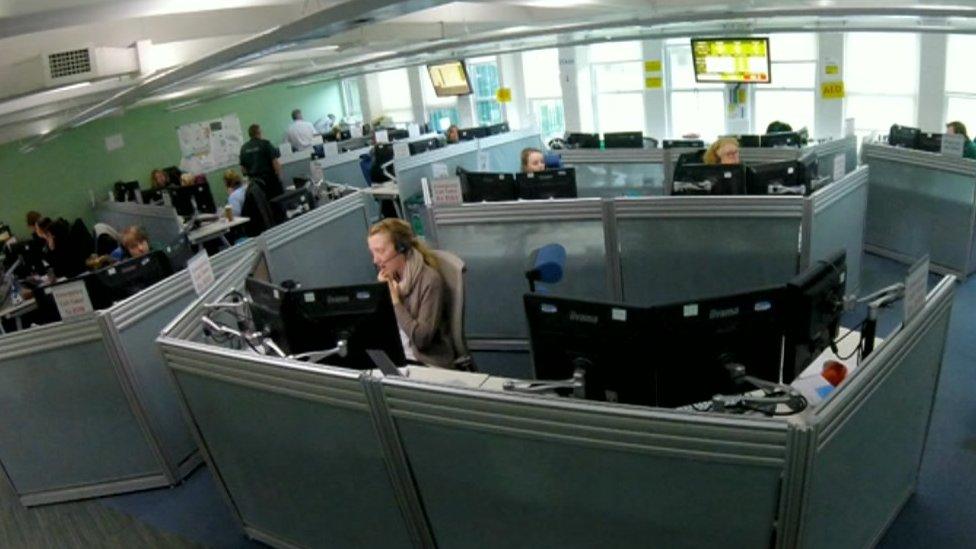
(239, 123, 284, 200)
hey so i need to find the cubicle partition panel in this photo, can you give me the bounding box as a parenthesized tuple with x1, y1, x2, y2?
(613, 196, 804, 305)
(476, 129, 544, 173)
(395, 140, 479, 208)
(560, 149, 666, 198)
(738, 147, 799, 165)
(319, 146, 371, 188)
(262, 192, 375, 288)
(808, 135, 858, 180)
(279, 155, 312, 189)
(801, 165, 869, 294)
(785, 276, 955, 548)
(0, 317, 169, 506)
(95, 200, 182, 245)
(862, 143, 976, 278)
(378, 379, 790, 548)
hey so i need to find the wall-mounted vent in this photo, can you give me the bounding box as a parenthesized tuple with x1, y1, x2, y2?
(47, 48, 93, 79)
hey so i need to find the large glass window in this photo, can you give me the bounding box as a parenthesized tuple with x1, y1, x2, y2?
(945, 35, 976, 130)
(755, 33, 816, 135)
(844, 33, 919, 137)
(665, 40, 724, 140)
(341, 78, 362, 122)
(376, 68, 414, 123)
(419, 67, 460, 131)
(468, 56, 503, 125)
(522, 48, 565, 140)
(589, 41, 645, 134)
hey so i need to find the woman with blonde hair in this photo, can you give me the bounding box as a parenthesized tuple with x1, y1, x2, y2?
(367, 218, 455, 368)
(703, 137, 740, 165)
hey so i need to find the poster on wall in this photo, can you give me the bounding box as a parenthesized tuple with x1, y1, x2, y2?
(176, 114, 244, 173)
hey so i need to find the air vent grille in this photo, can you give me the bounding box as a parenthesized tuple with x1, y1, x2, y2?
(48, 49, 92, 79)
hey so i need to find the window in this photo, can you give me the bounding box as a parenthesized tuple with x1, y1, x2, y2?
(468, 56, 503, 125)
(522, 48, 565, 140)
(341, 78, 362, 122)
(419, 67, 460, 131)
(665, 41, 724, 140)
(754, 33, 816, 135)
(945, 35, 976, 131)
(376, 68, 414, 124)
(589, 41, 645, 134)
(844, 33, 919, 137)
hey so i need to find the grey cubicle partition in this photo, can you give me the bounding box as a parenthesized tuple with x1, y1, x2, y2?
(95, 200, 182, 245)
(560, 148, 666, 197)
(801, 165, 869, 294)
(279, 155, 313, 188)
(862, 142, 976, 278)
(477, 129, 545, 172)
(0, 238, 257, 506)
(318, 146, 371, 188)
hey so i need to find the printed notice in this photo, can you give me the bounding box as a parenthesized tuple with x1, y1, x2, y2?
(374, 130, 389, 143)
(50, 281, 93, 320)
(188, 250, 216, 296)
(477, 151, 490, 171)
(431, 177, 462, 206)
(105, 133, 124, 152)
(408, 123, 421, 138)
(833, 153, 846, 182)
(393, 142, 411, 159)
(903, 255, 930, 323)
(350, 124, 364, 138)
(941, 133, 965, 158)
(323, 141, 339, 157)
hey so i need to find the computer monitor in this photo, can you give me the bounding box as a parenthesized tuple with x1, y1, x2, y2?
(916, 132, 943, 153)
(460, 171, 518, 202)
(245, 277, 288, 343)
(408, 137, 443, 155)
(140, 188, 166, 205)
(516, 168, 578, 200)
(888, 124, 921, 149)
(524, 293, 652, 405)
(731, 134, 761, 148)
(458, 126, 489, 141)
(340, 136, 370, 152)
(566, 133, 600, 149)
(166, 183, 217, 217)
(663, 139, 706, 149)
(646, 287, 785, 407)
(782, 249, 846, 383)
(87, 250, 174, 307)
(486, 122, 510, 136)
(761, 131, 801, 148)
(162, 235, 194, 272)
(3, 240, 46, 277)
(745, 160, 809, 195)
(269, 187, 317, 223)
(113, 181, 141, 203)
(280, 282, 406, 368)
(163, 166, 183, 185)
(671, 163, 745, 195)
(603, 132, 644, 149)
(387, 129, 409, 141)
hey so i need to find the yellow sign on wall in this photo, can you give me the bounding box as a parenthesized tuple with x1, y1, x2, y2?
(495, 87, 512, 103)
(821, 81, 845, 100)
(644, 60, 662, 72)
(645, 77, 663, 89)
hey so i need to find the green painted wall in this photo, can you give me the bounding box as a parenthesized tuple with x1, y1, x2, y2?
(0, 81, 343, 239)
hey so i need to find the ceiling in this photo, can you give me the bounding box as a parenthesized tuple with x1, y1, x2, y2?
(5, 0, 976, 150)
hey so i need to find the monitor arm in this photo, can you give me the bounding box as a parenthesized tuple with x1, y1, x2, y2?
(710, 363, 807, 416)
(856, 282, 905, 358)
(502, 365, 586, 399)
(289, 339, 349, 363)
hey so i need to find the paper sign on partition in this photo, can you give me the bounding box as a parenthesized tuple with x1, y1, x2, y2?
(188, 250, 216, 296)
(477, 151, 490, 171)
(941, 133, 965, 157)
(430, 177, 463, 206)
(408, 123, 421, 138)
(903, 255, 930, 323)
(350, 124, 363, 138)
(323, 141, 339, 157)
(432, 162, 449, 179)
(393, 142, 411, 159)
(50, 281, 93, 320)
(375, 130, 389, 143)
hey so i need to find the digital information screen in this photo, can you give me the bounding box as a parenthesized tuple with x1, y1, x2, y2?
(427, 61, 472, 96)
(692, 38, 771, 83)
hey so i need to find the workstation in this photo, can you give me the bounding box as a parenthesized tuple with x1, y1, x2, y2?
(0, 0, 974, 547)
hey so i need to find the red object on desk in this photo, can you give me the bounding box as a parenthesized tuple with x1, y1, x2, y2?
(822, 360, 848, 386)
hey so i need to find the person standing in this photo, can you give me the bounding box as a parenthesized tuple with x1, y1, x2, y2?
(239, 123, 284, 200)
(285, 109, 318, 152)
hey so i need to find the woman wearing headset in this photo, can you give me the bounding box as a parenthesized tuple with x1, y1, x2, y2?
(367, 218, 455, 368)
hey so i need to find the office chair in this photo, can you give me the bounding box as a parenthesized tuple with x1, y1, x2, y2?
(93, 223, 120, 256)
(241, 181, 276, 237)
(431, 249, 474, 371)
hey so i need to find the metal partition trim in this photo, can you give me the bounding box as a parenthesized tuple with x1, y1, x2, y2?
(560, 149, 666, 164)
(613, 196, 805, 219)
(96, 200, 180, 221)
(315, 146, 372, 170)
(601, 199, 624, 301)
(19, 474, 170, 507)
(807, 135, 856, 158)
(862, 143, 976, 177)
(394, 140, 479, 172)
(107, 271, 195, 330)
(432, 199, 604, 224)
(809, 165, 869, 215)
(476, 129, 541, 150)
(0, 316, 102, 360)
(776, 421, 818, 548)
(160, 254, 255, 341)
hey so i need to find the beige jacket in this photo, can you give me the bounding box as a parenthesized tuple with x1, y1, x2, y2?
(394, 251, 456, 368)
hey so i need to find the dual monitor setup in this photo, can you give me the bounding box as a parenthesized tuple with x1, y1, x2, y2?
(673, 158, 815, 196)
(459, 168, 578, 202)
(115, 173, 218, 219)
(887, 124, 945, 153)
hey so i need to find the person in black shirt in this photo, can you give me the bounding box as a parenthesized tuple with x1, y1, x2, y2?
(239, 123, 284, 200)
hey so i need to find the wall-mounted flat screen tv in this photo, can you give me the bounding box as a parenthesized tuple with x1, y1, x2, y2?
(691, 37, 771, 84)
(427, 60, 472, 97)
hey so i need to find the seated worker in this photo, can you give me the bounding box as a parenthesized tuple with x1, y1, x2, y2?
(445, 124, 460, 144)
(945, 121, 976, 160)
(521, 147, 546, 173)
(765, 120, 793, 134)
(36, 217, 85, 278)
(150, 168, 172, 189)
(110, 225, 151, 261)
(703, 137, 740, 165)
(179, 173, 197, 187)
(224, 170, 247, 217)
(367, 218, 455, 369)
(26, 210, 46, 247)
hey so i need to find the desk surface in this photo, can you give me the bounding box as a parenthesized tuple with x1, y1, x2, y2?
(360, 182, 399, 198)
(0, 297, 36, 319)
(187, 217, 250, 244)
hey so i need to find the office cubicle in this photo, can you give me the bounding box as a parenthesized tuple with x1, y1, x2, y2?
(279, 154, 313, 189)
(862, 142, 976, 278)
(95, 200, 183, 246)
(427, 166, 868, 376)
(316, 146, 372, 188)
(156, 226, 955, 548)
(0, 192, 373, 506)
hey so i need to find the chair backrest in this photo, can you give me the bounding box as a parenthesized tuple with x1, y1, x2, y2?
(93, 223, 120, 242)
(241, 182, 275, 237)
(431, 249, 468, 357)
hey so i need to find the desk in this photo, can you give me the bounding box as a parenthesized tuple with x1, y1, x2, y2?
(360, 182, 402, 217)
(187, 217, 250, 246)
(0, 298, 36, 334)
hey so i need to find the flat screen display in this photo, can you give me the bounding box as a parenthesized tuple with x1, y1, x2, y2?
(691, 37, 771, 84)
(427, 60, 472, 97)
